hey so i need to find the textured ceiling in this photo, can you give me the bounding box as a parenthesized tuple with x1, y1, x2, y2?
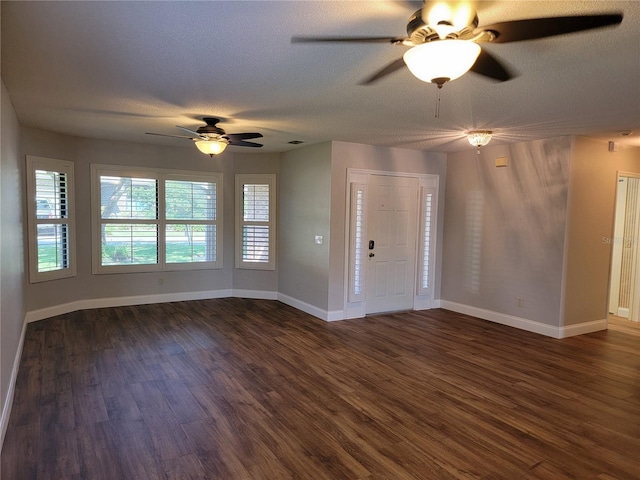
(2, 1, 639, 154)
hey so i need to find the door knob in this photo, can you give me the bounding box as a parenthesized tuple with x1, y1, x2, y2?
(369, 252, 375, 258)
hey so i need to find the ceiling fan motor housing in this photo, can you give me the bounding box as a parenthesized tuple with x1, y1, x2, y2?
(197, 118, 226, 137)
(408, 6, 479, 44)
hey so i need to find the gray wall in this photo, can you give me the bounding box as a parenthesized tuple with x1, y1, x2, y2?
(329, 141, 448, 312)
(442, 137, 572, 326)
(278, 142, 332, 310)
(22, 129, 281, 312)
(1, 79, 26, 441)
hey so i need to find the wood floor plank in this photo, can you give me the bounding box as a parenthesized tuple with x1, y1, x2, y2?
(36, 423, 80, 480)
(75, 421, 125, 480)
(72, 384, 108, 426)
(161, 453, 207, 480)
(155, 378, 208, 424)
(2, 299, 639, 479)
(0, 422, 39, 479)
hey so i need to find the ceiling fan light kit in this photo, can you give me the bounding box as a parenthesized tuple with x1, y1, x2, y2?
(292, 1, 622, 88)
(403, 39, 481, 86)
(195, 138, 229, 156)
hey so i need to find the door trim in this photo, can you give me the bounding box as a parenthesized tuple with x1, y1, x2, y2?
(343, 168, 439, 319)
(608, 171, 640, 324)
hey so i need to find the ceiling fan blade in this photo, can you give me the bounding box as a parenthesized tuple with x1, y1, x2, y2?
(395, 0, 423, 9)
(479, 14, 623, 44)
(227, 140, 263, 148)
(145, 132, 196, 140)
(359, 57, 407, 85)
(469, 49, 513, 82)
(224, 132, 264, 141)
(292, 35, 407, 44)
(176, 125, 206, 138)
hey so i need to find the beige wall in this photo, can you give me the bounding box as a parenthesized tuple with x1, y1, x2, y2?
(563, 137, 640, 326)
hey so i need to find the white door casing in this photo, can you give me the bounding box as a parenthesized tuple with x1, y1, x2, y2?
(345, 169, 439, 319)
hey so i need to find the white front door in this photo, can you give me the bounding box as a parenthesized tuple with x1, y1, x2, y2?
(365, 175, 418, 314)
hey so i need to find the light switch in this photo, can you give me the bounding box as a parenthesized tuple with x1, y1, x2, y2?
(314, 235, 323, 245)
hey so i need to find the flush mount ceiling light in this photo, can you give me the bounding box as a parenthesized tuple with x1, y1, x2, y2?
(195, 138, 229, 156)
(403, 39, 481, 87)
(467, 130, 492, 153)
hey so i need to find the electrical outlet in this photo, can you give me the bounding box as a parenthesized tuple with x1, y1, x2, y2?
(517, 297, 524, 308)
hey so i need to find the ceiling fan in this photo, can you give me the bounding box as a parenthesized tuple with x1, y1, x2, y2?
(146, 117, 263, 156)
(292, 0, 623, 87)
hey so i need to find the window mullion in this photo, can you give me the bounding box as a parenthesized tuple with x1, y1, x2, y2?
(158, 176, 166, 270)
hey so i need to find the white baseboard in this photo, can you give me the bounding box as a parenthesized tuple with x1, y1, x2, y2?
(24, 289, 332, 324)
(439, 300, 561, 338)
(1, 317, 28, 449)
(277, 293, 342, 322)
(559, 318, 607, 338)
(439, 300, 607, 338)
(26, 293, 608, 337)
(233, 289, 278, 300)
(25, 289, 234, 323)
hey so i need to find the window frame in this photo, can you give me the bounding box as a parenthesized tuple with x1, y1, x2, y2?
(26, 155, 77, 283)
(91, 164, 223, 274)
(235, 173, 276, 270)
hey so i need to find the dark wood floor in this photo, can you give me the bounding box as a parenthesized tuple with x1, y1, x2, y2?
(2, 299, 639, 479)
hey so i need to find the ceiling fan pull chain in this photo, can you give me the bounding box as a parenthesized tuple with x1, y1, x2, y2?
(435, 86, 442, 119)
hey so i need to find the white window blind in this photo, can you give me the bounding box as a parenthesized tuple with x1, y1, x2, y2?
(92, 165, 222, 273)
(99, 175, 158, 267)
(349, 184, 366, 302)
(417, 185, 437, 297)
(165, 179, 218, 264)
(236, 174, 276, 270)
(26, 156, 76, 283)
(421, 192, 433, 291)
